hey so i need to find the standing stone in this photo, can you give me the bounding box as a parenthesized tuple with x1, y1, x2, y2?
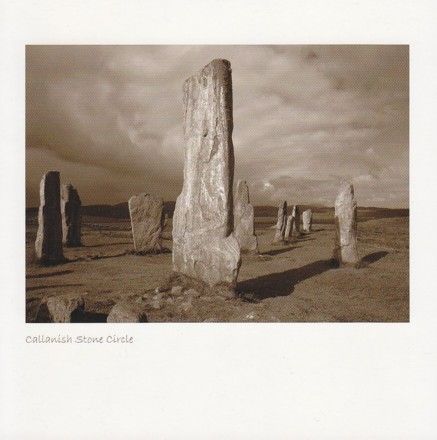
(273, 201, 288, 243)
(302, 209, 313, 233)
(128, 193, 164, 253)
(35, 171, 64, 264)
(291, 205, 301, 236)
(61, 183, 82, 247)
(172, 59, 241, 292)
(284, 214, 294, 241)
(234, 180, 258, 253)
(333, 182, 359, 266)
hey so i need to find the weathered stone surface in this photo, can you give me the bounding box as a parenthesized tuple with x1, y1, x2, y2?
(26, 298, 43, 323)
(291, 205, 301, 236)
(36, 296, 85, 323)
(128, 193, 164, 253)
(61, 183, 82, 247)
(171, 285, 184, 296)
(302, 209, 313, 233)
(284, 214, 294, 241)
(234, 180, 258, 253)
(172, 59, 241, 290)
(35, 171, 64, 264)
(107, 301, 148, 323)
(333, 182, 359, 266)
(273, 201, 287, 243)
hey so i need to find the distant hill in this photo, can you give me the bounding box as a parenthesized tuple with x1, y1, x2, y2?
(26, 201, 176, 220)
(254, 205, 408, 219)
(26, 202, 408, 221)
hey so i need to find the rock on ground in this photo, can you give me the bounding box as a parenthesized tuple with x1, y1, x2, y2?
(234, 180, 258, 253)
(35, 171, 64, 264)
(172, 59, 241, 291)
(128, 193, 164, 253)
(40, 296, 85, 323)
(333, 182, 359, 266)
(107, 300, 148, 323)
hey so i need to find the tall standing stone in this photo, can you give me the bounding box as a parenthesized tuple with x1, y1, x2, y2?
(333, 182, 359, 266)
(61, 183, 82, 247)
(284, 214, 294, 241)
(35, 171, 64, 264)
(128, 193, 164, 253)
(302, 209, 313, 233)
(234, 180, 258, 253)
(291, 205, 301, 236)
(273, 201, 287, 243)
(172, 59, 241, 291)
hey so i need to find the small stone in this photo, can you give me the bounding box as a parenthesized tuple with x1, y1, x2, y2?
(171, 285, 183, 296)
(151, 298, 162, 310)
(244, 312, 256, 320)
(107, 301, 148, 323)
(179, 298, 192, 312)
(185, 288, 201, 298)
(45, 296, 85, 323)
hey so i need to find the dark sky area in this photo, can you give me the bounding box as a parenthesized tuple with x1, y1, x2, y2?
(26, 45, 409, 208)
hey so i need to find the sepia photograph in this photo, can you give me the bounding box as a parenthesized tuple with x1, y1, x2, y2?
(25, 45, 409, 323)
(3, 1, 437, 439)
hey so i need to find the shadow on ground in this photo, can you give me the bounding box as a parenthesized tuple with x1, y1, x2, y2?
(238, 259, 335, 300)
(83, 242, 132, 248)
(26, 269, 74, 279)
(26, 283, 83, 292)
(72, 310, 108, 323)
(360, 251, 389, 267)
(261, 246, 301, 257)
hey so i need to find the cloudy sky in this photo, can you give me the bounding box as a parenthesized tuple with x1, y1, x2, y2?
(26, 45, 408, 208)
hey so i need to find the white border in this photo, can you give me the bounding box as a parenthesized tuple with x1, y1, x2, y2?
(1, 1, 436, 438)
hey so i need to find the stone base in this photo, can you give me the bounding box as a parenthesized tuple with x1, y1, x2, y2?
(168, 272, 237, 299)
(64, 241, 82, 248)
(129, 247, 170, 256)
(37, 255, 68, 267)
(332, 250, 359, 268)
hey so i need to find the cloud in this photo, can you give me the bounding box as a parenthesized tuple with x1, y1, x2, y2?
(26, 45, 408, 207)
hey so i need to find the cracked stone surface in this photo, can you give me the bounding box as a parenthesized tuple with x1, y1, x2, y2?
(334, 182, 359, 266)
(234, 180, 258, 253)
(61, 183, 82, 247)
(35, 171, 64, 264)
(302, 209, 313, 233)
(273, 201, 287, 243)
(128, 193, 164, 253)
(172, 59, 241, 290)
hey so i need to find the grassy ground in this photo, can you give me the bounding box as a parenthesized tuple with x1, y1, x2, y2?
(25, 212, 409, 322)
